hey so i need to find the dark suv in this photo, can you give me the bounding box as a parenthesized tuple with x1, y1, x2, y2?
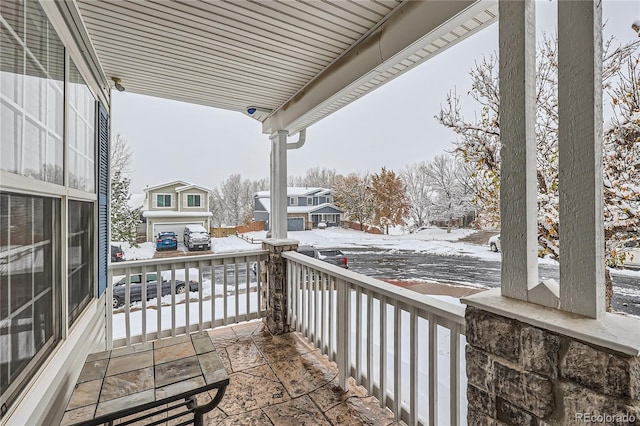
(298, 245, 348, 269)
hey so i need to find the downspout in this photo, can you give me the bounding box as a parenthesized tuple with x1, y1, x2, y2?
(286, 129, 306, 150)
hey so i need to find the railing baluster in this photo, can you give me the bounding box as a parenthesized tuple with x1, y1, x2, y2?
(355, 286, 362, 386)
(303, 266, 308, 337)
(245, 257, 250, 320)
(336, 279, 349, 390)
(380, 294, 387, 409)
(185, 264, 190, 332)
(429, 315, 438, 425)
(410, 308, 418, 426)
(171, 266, 176, 338)
(223, 258, 228, 325)
(315, 269, 320, 348)
(234, 260, 239, 322)
(198, 263, 204, 330)
(450, 322, 460, 426)
(156, 265, 162, 342)
(367, 290, 373, 395)
(214, 260, 216, 328)
(394, 302, 401, 421)
(141, 266, 147, 343)
(329, 273, 334, 361)
(321, 272, 326, 353)
(125, 268, 131, 347)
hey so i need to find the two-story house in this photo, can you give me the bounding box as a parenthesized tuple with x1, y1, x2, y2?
(254, 187, 342, 231)
(141, 181, 212, 240)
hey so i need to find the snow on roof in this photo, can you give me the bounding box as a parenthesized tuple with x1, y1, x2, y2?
(175, 184, 211, 194)
(261, 202, 340, 214)
(128, 193, 145, 209)
(255, 187, 332, 197)
(143, 180, 190, 193)
(142, 211, 213, 218)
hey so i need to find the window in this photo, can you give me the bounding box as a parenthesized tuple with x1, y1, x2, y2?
(0, 1, 64, 184)
(68, 61, 96, 192)
(307, 197, 313, 205)
(0, 192, 61, 410)
(187, 194, 201, 207)
(289, 197, 297, 206)
(68, 201, 94, 324)
(156, 194, 171, 208)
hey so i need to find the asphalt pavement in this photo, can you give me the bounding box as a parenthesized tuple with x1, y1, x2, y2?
(343, 248, 640, 316)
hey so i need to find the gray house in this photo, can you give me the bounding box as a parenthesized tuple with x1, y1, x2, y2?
(254, 187, 342, 231)
(141, 180, 212, 240)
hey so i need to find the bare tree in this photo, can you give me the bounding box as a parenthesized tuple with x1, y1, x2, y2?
(401, 161, 435, 229)
(426, 154, 473, 232)
(289, 167, 337, 188)
(333, 173, 375, 230)
(110, 133, 133, 178)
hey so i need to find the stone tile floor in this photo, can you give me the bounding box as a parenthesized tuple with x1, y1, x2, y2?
(163, 320, 399, 426)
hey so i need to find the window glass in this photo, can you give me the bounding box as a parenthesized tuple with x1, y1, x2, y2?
(187, 194, 200, 207)
(68, 201, 94, 324)
(157, 194, 171, 207)
(68, 61, 95, 192)
(1, 192, 60, 410)
(0, 2, 64, 184)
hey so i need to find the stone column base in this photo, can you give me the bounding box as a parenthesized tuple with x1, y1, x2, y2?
(464, 297, 640, 425)
(262, 238, 298, 335)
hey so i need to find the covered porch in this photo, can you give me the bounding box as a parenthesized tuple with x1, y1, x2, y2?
(1, 0, 639, 425)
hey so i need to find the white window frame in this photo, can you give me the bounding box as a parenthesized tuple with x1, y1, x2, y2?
(289, 197, 297, 206)
(156, 193, 172, 208)
(185, 193, 202, 208)
(307, 197, 313, 205)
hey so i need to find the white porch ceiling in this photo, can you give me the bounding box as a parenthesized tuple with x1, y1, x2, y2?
(67, 0, 497, 134)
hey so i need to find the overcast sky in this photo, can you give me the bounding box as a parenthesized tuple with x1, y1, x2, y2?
(112, 1, 640, 195)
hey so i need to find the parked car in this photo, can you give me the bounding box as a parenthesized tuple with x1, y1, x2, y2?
(488, 235, 501, 252)
(621, 239, 640, 269)
(112, 273, 198, 308)
(184, 224, 211, 251)
(298, 245, 348, 268)
(156, 232, 178, 250)
(111, 244, 124, 262)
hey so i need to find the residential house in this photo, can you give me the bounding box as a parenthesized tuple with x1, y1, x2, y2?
(254, 187, 342, 231)
(1, 1, 637, 425)
(141, 181, 212, 240)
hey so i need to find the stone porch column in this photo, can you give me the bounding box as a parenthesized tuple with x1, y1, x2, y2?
(262, 238, 298, 335)
(463, 291, 640, 425)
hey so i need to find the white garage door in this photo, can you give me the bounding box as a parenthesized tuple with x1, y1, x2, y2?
(153, 222, 202, 240)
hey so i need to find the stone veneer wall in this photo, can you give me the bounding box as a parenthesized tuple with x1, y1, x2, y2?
(262, 240, 298, 335)
(466, 306, 640, 425)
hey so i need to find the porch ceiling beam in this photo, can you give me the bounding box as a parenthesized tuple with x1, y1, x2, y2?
(262, 0, 495, 134)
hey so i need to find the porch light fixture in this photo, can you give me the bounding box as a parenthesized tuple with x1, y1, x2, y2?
(111, 77, 125, 92)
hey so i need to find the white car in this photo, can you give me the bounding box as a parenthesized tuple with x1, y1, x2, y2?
(621, 239, 640, 269)
(488, 234, 501, 252)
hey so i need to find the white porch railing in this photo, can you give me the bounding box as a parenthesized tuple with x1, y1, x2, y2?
(283, 251, 467, 426)
(108, 250, 269, 349)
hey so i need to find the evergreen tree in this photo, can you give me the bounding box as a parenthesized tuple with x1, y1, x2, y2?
(333, 173, 375, 231)
(110, 169, 140, 245)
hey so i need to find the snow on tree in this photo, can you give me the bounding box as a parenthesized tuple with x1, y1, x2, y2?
(210, 174, 268, 227)
(371, 167, 410, 234)
(288, 167, 337, 188)
(401, 161, 436, 229)
(437, 33, 640, 260)
(333, 173, 375, 231)
(109, 134, 139, 246)
(427, 154, 473, 233)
